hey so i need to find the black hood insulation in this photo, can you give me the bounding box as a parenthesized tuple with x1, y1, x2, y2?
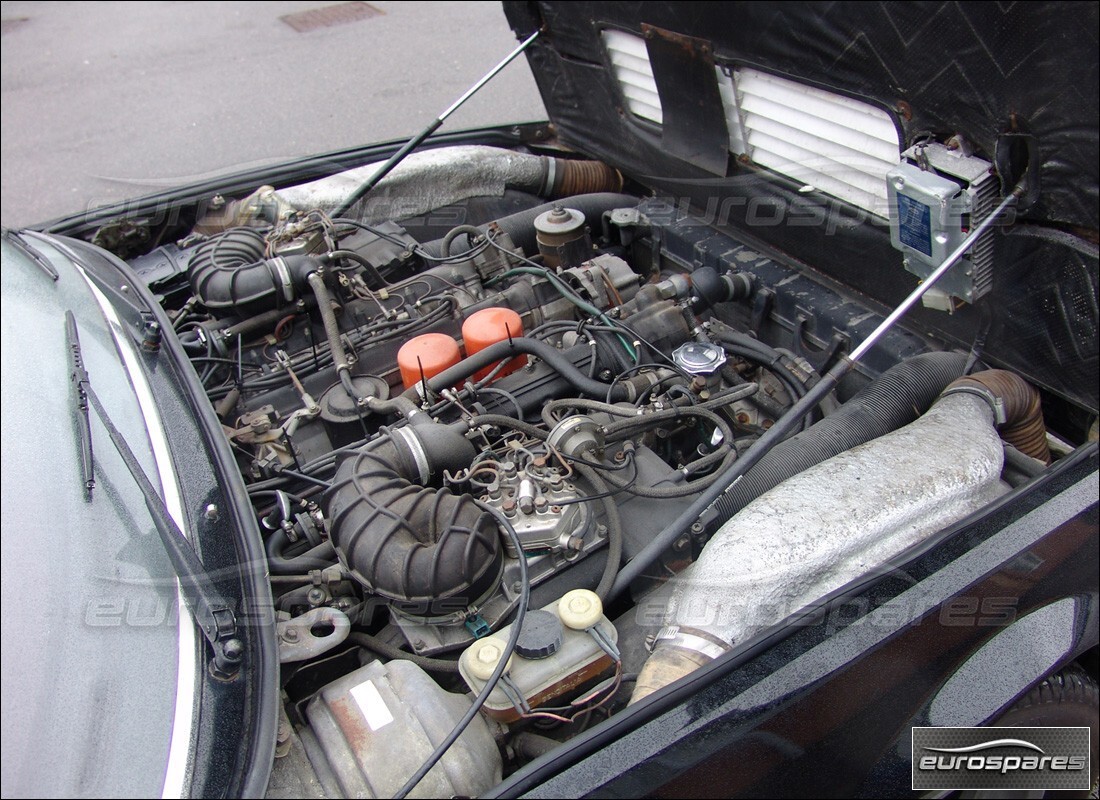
(504, 1, 1098, 413)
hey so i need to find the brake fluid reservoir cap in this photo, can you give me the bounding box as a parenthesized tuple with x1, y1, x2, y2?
(558, 589, 603, 630)
(465, 637, 513, 680)
(514, 609, 563, 659)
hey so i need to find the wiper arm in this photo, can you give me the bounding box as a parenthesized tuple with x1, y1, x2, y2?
(65, 311, 95, 500)
(65, 314, 244, 678)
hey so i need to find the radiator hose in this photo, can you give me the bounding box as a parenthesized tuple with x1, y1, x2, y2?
(630, 368, 1048, 705)
(943, 370, 1051, 463)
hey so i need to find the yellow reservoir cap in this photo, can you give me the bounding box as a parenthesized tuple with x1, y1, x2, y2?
(558, 589, 603, 630)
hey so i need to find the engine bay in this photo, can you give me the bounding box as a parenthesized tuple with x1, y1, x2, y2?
(102, 139, 1092, 797)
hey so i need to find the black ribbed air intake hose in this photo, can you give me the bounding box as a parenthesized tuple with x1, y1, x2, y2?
(712, 351, 969, 523)
(326, 422, 503, 616)
(188, 228, 315, 314)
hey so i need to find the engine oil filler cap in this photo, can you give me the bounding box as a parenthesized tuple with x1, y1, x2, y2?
(397, 333, 462, 390)
(514, 609, 563, 659)
(464, 637, 514, 680)
(461, 307, 526, 381)
(672, 341, 727, 375)
(558, 589, 603, 631)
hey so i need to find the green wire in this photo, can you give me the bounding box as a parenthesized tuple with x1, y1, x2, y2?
(489, 266, 638, 362)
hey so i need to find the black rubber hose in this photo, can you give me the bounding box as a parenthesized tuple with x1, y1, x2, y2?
(393, 502, 529, 799)
(440, 224, 485, 258)
(608, 351, 969, 601)
(323, 249, 388, 288)
(188, 228, 315, 313)
(711, 351, 969, 523)
(607, 447, 737, 499)
(326, 426, 503, 616)
(403, 337, 634, 402)
(418, 193, 640, 257)
(469, 414, 548, 440)
(571, 463, 624, 602)
(264, 529, 337, 575)
(512, 732, 562, 761)
(722, 365, 788, 423)
(461, 416, 622, 600)
(347, 631, 460, 674)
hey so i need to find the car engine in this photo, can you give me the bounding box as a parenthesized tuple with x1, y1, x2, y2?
(113, 141, 1079, 798)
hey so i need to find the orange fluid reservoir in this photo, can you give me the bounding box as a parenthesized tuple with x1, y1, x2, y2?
(397, 333, 462, 390)
(462, 307, 526, 382)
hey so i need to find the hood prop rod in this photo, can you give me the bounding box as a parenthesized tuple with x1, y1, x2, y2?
(333, 29, 541, 217)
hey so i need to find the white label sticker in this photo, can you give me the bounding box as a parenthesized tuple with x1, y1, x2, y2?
(350, 680, 394, 732)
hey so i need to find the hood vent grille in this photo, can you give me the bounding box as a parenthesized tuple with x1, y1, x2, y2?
(602, 30, 900, 217)
(602, 30, 663, 125)
(723, 68, 900, 217)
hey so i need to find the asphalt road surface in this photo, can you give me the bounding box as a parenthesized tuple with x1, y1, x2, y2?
(0, 1, 546, 228)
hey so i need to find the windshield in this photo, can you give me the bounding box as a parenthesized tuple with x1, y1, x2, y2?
(0, 1, 545, 227)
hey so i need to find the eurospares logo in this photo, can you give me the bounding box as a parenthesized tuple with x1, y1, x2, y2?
(912, 727, 1091, 791)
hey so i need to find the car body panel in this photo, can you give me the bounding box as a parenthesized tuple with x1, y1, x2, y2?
(0, 233, 279, 797)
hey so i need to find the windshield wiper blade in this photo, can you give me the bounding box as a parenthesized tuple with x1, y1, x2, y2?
(5, 229, 59, 281)
(65, 311, 95, 499)
(65, 314, 244, 678)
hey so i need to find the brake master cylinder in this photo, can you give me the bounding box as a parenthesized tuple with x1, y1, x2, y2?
(459, 590, 619, 722)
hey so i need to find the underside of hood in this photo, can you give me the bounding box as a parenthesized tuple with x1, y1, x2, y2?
(504, 1, 1099, 413)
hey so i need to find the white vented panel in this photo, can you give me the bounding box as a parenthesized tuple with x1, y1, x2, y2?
(723, 68, 900, 217)
(602, 30, 662, 124)
(602, 31, 900, 217)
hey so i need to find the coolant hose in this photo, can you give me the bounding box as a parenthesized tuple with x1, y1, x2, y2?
(512, 733, 563, 761)
(571, 462, 624, 602)
(326, 424, 503, 616)
(440, 225, 485, 258)
(401, 337, 638, 402)
(630, 367, 1042, 704)
(462, 415, 623, 601)
(265, 528, 337, 575)
(346, 631, 460, 674)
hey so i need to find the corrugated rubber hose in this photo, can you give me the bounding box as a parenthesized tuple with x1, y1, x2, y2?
(712, 351, 970, 524)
